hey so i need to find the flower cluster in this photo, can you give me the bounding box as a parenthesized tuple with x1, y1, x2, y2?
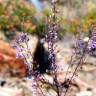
(31, 77, 40, 96)
(87, 40, 96, 50)
(15, 32, 30, 43)
(46, 0, 58, 66)
(74, 24, 96, 58)
(46, 24, 58, 73)
(12, 32, 33, 70)
(87, 27, 96, 51)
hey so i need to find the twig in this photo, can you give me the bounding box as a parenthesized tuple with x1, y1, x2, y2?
(64, 38, 90, 96)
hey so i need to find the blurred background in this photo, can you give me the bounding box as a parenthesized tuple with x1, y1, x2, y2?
(0, 0, 96, 96)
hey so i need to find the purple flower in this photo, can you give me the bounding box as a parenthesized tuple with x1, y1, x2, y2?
(15, 32, 29, 43)
(76, 39, 85, 49)
(87, 40, 96, 50)
(49, 52, 55, 59)
(16, 51, 23, 58)
(12, 32, 33, 71)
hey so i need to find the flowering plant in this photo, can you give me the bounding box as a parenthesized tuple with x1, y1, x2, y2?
(11, 0, 96, 96)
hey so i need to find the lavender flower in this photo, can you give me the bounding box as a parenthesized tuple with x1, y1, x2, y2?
(77, 39, 85, 49)
(26, 76, 40, 96)
(87, 40, 96, 50)
(12, 32, 33, 70)
(15, 32, 29, 43)
(87, 25, 96, 51)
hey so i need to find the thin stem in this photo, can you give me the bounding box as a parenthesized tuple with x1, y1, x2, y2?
(64, 34, 81, 84)
(35, 77, 45, 96)
(64, 51, 74, 81)
(64, 38, 90, 96)
(64, 55, 84, 96)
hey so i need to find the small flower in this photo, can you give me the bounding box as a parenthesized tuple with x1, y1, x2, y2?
(49, 53, 55, 59)
(15, 32, 29, 43)
(77, 39, 85, 49)
(87, 40, 96, 50)
(40, 38, 45, 43)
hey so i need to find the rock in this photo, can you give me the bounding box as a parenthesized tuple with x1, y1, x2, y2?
(0, 40, 26, 77)
(76, 91, 92, 96)
(0, 86, 23, 96)
(0, 32, 6, 40)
